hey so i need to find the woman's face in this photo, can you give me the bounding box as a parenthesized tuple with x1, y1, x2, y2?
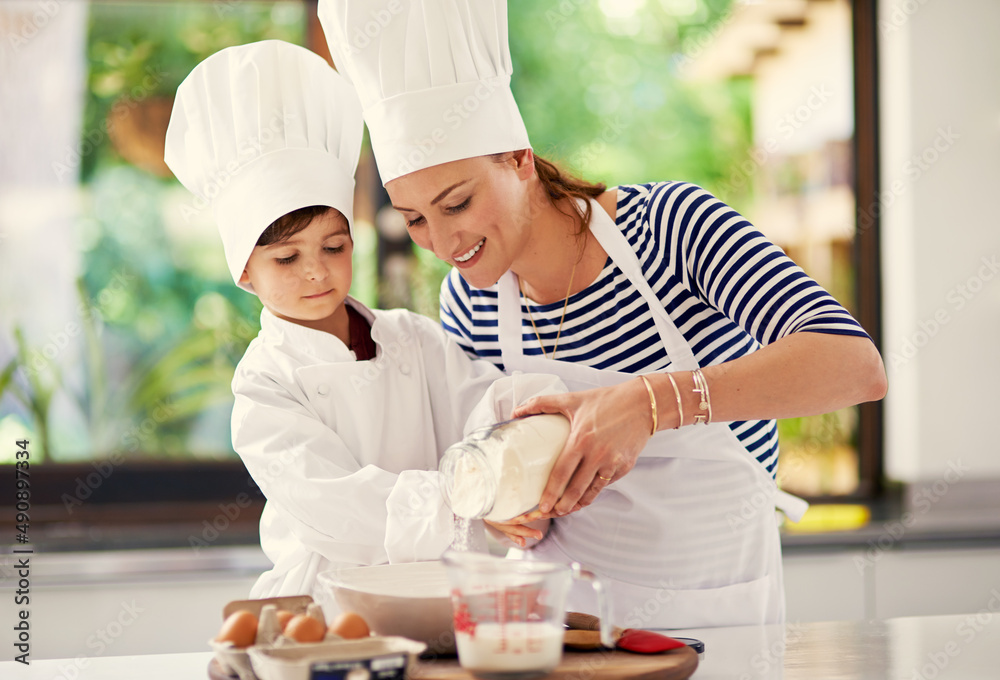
(239, 209, 353, 330)
(386, 153, 534, 289)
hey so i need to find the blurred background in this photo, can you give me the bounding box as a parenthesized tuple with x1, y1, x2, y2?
(0, 0, 864, 498)
(3, 0, 1000, 662)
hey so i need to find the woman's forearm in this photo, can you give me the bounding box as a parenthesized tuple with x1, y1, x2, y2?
(648, 332, 887, 429)
(510, 332, 886, 516)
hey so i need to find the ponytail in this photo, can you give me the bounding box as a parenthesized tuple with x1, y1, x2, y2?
(492, 152, 607, 235)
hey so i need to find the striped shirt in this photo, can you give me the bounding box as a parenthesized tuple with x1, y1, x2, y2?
(440, 182, 869, 477)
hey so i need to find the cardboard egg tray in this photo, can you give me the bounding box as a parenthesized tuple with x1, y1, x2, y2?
(210, 595, 426, 680)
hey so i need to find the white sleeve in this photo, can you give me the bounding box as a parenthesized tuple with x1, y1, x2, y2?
(459, 371, 570, 435)
(232, 371, 453, 568)
(409, 314, 567, 442)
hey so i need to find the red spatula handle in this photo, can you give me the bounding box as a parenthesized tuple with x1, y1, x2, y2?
(616, 628, 687, 654)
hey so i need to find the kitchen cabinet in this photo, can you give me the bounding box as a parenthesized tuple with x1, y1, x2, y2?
(873, 547, 1000, 619)
(782, 551, 867, 622)
(24, 547, 265, 660)
(29, 574, 259, 660)
(783, 546, 1000, 622)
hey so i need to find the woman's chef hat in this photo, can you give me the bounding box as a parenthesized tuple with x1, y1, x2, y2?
(164, 40, 363, 292)
(318, 0, 530, 184)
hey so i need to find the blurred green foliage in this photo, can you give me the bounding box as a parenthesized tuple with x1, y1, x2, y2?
(509, 0, 752, 207)
(75, 2, 306, 458)
(5, 0, 857, 493)
(413, 0, 752, 317)
(5, 0, 754, 461)
(81, 1, 306, 180)
(0, 2, 306, 461)
(77, 2, 306, 459)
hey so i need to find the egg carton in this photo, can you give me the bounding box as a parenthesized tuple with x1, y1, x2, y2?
(212, 594, 401, 680)
(249, 636, 426, 680)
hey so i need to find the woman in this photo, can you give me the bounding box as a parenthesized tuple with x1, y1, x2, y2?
(320, 0, 887, 628)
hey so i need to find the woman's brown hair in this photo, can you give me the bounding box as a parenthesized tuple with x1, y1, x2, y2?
(492, 152, 607, 235)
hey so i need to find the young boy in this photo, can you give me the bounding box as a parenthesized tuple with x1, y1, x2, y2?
(164, 40, 558, 601)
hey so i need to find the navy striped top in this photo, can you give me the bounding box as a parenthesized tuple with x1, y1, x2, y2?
(439, 182, 869, 477)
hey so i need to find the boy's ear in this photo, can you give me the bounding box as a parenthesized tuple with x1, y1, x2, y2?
(238, 269, 251, 286)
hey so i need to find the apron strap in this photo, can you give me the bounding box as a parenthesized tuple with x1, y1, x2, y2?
(775, 488, 810, 523)
(584, 198, 698, 371)
(499, 197, 698, 372)
(498, 272, 525, 362)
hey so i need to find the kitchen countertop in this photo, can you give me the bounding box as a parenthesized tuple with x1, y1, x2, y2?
(4, 614, 999, 679)
(673, 614, 1000, 678)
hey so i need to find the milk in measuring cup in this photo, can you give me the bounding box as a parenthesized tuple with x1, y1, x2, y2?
(443, 552, 614, 680)
(440, 414, 570, 522)
(455, 622, 564, 677)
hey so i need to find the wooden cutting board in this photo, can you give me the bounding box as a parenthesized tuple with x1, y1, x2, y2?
(414, 647, 698, 680)
(209, 645, 699, 680)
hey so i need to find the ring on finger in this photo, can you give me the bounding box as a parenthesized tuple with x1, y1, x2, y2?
(597, 474, 613, 482)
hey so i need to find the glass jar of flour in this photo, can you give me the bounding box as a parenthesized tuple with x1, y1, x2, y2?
(440, 414, 571, 522)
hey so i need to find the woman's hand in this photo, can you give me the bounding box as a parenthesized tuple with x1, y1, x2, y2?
(484, 516, 552, 549)
(511, 379, 653, 516)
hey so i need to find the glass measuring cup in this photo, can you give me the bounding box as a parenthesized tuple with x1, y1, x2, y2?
(442, 551, 613, 680)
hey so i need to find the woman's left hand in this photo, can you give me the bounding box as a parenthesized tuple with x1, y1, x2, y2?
(511, 379, 652, 516)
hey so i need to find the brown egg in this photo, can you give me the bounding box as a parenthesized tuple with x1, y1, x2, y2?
(216, 610, 258, 648)
(275, 609, 295, 632)
(284, 614, 326, 643)
(328, 611, 371, 640)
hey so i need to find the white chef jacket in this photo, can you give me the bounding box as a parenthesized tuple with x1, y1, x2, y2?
(232, 297, 562, 603)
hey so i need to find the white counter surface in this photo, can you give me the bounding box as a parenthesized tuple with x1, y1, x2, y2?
(3, 614, 999, 679)
(673, 613, 1000, 679)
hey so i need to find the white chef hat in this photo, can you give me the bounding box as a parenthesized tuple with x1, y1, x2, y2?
(164, 40, 363, 292)
(318, 0, 530, 184)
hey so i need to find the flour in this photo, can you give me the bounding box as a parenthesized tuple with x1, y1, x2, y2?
(449, 449, 495, 519)
(451, 515, 475, 552)
(445, 414, 570, 522)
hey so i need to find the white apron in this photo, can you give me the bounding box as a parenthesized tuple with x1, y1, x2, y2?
(238, 300, 557, 602)
(499, 199, 807, 629)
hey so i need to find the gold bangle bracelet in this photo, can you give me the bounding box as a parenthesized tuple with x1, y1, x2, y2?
(692, 368, 712, 425)
(639, 375, 658, 436)
(665, 373, 683, 429)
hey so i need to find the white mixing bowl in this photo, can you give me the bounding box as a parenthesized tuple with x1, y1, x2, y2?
(317, 561, 455, 655)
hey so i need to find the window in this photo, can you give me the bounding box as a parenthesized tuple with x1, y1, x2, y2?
(0, 1, 317, 542)
(658, 0, 883, 500)
(0, 0, 883, 548)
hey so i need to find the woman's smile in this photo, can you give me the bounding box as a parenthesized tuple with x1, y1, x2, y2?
(453, 238, 486, 266)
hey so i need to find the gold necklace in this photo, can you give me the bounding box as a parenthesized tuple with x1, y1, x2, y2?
(518, 258, 578, 360)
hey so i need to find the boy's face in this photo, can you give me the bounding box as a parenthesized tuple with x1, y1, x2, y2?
(240, 210, 353, 334)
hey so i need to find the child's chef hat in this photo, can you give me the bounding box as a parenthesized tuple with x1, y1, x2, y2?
(164, 40, 363, 292)
(318, 0, 530, 184)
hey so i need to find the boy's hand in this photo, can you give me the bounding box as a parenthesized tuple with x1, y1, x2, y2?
(505, 508, 558, 524)
(484, 516, 552, 549)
